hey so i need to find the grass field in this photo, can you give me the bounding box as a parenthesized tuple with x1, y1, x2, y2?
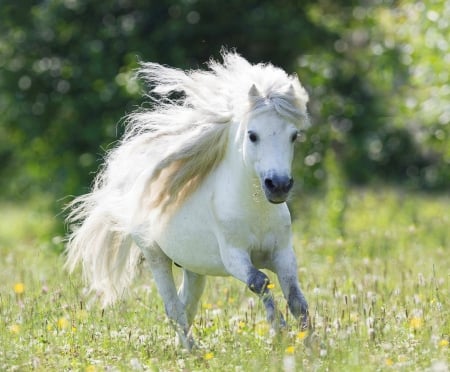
(0, 188, 448, 371)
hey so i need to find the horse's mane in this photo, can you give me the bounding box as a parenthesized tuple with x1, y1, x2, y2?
(98, 51, 309, 218)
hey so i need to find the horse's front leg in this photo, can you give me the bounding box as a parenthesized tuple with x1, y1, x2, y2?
(271, 247, 309, 329)
(220, 246, 285, 330)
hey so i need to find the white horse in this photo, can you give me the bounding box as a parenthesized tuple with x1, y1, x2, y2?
(66, 51, 310, 349)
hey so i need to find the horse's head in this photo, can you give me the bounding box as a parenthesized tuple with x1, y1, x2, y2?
(242, 85, 305, 204)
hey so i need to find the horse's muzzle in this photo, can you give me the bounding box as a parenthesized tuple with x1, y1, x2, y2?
(263, 174, 293, 204)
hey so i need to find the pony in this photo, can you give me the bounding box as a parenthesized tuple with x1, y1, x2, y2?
(65, 51, 310, 349)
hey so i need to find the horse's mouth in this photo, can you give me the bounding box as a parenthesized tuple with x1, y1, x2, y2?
(267, 195, 289, 204)
(263, 187, 291, 204)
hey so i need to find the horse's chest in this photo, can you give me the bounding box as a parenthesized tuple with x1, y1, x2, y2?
(155, 198, 290, 275)
(217, 206, 291, 253)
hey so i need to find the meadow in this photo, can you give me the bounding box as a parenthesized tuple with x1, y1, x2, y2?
(0, 188, 448, 371)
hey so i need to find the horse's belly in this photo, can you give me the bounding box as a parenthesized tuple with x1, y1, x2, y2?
(156, 207, 228, 276)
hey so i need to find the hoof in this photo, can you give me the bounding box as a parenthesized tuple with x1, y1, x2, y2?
(300, 310, 310, 331)
(177, 332, 197, 351)
(172, 322, 196, 351)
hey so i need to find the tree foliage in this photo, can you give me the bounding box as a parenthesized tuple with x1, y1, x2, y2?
(0, 0, 448, 201)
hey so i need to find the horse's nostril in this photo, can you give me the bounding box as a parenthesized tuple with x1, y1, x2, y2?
(265, 178, 275, 190)
(286, 177, 294, 191)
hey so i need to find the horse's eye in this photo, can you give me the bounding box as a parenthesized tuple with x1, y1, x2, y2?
(248, 131, 258, 143)
(291, 131, 299, 143)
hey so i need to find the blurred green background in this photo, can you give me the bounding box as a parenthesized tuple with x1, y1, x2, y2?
(1, 0, 448, 210)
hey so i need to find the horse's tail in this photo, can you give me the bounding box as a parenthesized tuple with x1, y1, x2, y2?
(65, 192, 142, 306)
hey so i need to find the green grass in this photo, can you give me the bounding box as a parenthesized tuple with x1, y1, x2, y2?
(1, 188, 448, 371)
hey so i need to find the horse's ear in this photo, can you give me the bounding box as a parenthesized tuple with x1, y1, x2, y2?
(248, 84, 262, 105)
(287, 84, 295, 96)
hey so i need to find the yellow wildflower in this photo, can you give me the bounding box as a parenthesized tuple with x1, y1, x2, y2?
(267, 283, 275, 289)
(85, 366, 97, 372)
(438, 339, 449, 347)
(409, 317, 422, 329)
(203, 352, 214, 360)
(285, 345, 295, 354)
(296, 330, 308, 340)
(57, 317, 69, 330)
(9, 324, 20, 334)
(385, 358, 394, 366)
(13, 282, 25, 294)
(255, 321, 270, 336)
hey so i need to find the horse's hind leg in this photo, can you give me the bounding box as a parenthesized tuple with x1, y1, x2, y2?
(178, 270, 206, 326)
(141, 244, 195, 350)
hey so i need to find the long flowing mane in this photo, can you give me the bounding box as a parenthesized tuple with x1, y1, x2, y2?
(117, 51, 309, 215)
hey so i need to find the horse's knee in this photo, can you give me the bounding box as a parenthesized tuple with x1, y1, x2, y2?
(247, 268, 270, 295)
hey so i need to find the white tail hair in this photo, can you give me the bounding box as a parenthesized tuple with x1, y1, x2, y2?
(65, 187, 143, 305)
